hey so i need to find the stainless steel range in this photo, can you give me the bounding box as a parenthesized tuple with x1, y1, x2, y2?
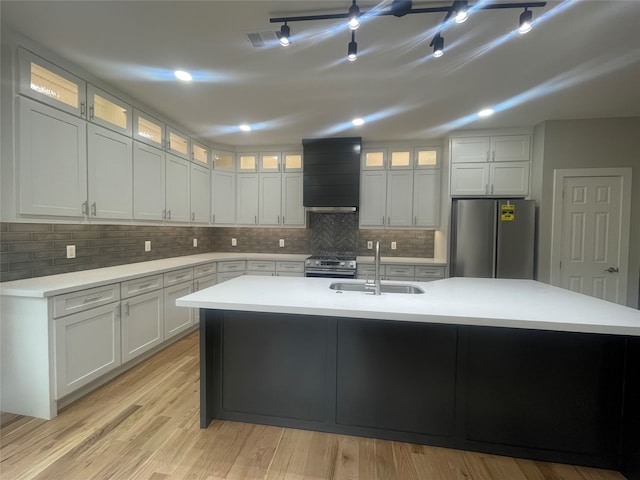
(305, 255, 357, 279)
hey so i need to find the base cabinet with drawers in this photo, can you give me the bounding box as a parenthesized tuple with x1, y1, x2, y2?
(357, 263, 446, 282)
(163, 268, 195, 340)
(217, 260, 246, 283)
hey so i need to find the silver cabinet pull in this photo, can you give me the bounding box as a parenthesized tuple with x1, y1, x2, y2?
(162, 209, 166, 219)
(89, 105, 95, 120)
(486, 151, 490, 162)
(195, 280, 200, 290)
(82, 201, 88, 216)
(84, 295, 103, 303)
(283, 216, 285, 224)
(388, 216, 390, 225)
(80, 102, 86, 116)
(255, 215, 257, 224)
(125, 302, 130, 316)
(491, 184, 494, 194)
(414, 216, 417, 225)
(168, 210, 172, 220)
(91, 202, 97, 216)
(492, 150, 495, 162)
(192, 212, 195, 221)
(277, 215, 280, 224)
(382, 216, 385, 225)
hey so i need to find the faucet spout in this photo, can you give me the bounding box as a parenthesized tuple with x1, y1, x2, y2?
(373, 241, 381, 295)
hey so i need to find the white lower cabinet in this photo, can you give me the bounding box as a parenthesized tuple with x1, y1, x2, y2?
(276, 261, 305, 277)
(195, 274, 217, 291)
(121, 290, 164, 363)
(163, 281, 194, 340)
(54, 302, 121, 399)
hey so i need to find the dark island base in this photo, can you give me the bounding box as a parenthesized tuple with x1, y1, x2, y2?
(200, 310, 640, 480)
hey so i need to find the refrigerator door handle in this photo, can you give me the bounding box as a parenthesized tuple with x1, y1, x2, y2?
(492, 202, 498, 278)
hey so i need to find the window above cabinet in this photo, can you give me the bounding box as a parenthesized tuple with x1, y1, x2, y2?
(192, 142, 209, 167)
(213, 150, 235, 171)
(166, 127, 190, 159)
(133, 109, 164, 148)
(87, 84, 131, 136)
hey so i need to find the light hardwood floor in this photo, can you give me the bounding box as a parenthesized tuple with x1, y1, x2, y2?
(0, 331, 627, 480)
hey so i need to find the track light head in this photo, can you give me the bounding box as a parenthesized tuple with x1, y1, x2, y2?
(454, 1, 468, 23)
(518, 8, 533, 34)
(347, 31, 358, 61)
(348, 1, 360, 30)
(432, 34, 444, 58)
(279, 23, 291, 46)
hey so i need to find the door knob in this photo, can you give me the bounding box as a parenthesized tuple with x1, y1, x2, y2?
(605, 267, 619, 273)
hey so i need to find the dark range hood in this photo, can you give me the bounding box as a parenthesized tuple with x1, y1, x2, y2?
(303, 137, 361, 212)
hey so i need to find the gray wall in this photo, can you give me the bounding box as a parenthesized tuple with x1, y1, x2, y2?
(532, 117, 640, 308)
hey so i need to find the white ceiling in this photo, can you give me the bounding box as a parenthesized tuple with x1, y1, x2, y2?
(2, 0, 640, 147)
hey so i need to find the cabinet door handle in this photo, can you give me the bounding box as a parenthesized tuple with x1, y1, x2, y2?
(168, 210, 172, 220)
(162, 209, 166, 219)
(125, 302, 129, 316)
(283, 216, 286, 224)
(255, 215, 257, 224)
(192, 212, 195, 221)
(80, 102, 86, 117)
(277, 215, 280, 224)
(212, 214, 216, 223)
(382, 216, 385, 225)
(492, 150, 495, 162)
(388, 216, 390, 225)
(491, 184, 494, 194)
(414, 216, 417, 225)
(486, 151, 490, 162)
(82, 201, 88, 216)
(195, 280, 200, 290)
(91, 202, 97, 216)
(84, 295, 103, 303)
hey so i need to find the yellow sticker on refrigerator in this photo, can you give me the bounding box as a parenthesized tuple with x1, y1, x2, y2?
(501, 204, 515, 221)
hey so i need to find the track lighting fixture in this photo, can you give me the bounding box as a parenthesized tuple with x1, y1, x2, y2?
(347, 31, 358, 61)
(348, 1, 360, 30)
(453, 1, 469, 23)
(432, 34, 444, 58)
(270, 1, 545, 60)
(279, 23, 291, 46)
(518, 8, 533, 34)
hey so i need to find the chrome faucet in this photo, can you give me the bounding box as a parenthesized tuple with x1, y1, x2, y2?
(365, 241, 381, 295)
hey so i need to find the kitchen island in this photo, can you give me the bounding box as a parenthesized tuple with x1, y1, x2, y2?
(176, 276, 640, 479)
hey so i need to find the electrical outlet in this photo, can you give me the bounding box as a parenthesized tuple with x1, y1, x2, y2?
(231, 238, 237, 247)
(66, 245, 76, 259)
(391, 241, 397, 250)
(145, 240, 151, 252)
(367, 241, 373, 249)
(279, 239, 285, 247)
(193, 238, 198, 247)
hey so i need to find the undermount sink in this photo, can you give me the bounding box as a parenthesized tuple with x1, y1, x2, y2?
(329, 282, 425, 294)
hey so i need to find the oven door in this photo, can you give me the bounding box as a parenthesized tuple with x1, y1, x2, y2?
(305, 269, 357, 279)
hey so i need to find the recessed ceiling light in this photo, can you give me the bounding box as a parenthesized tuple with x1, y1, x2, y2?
(239, 124, 252, 132)
(352, 118, 365, 126)
(174, 70, 192, 82)
(478, 108, 494, 117)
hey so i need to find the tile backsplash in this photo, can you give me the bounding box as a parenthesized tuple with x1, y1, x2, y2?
(1, 221, 435, 281)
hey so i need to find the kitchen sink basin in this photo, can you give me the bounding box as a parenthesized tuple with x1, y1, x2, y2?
(329, 282, 425, 294)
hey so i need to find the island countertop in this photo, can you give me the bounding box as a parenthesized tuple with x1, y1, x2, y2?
(176, 276, 640, 336)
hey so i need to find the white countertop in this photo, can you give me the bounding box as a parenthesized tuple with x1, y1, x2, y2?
(0, 253, 309, 297)
(356, 256, 447, 265)
(176, 276, 640, 336)
(0, 253, 442, 298)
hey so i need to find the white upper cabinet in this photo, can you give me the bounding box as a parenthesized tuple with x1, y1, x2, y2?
(259, 173, 282, 225)
(133, 141, 165, 221)
(450, 134, 531, 196)
(386, 171, 414, 227)
(259, 153, 281, 172)
(283, 152, 303, 172)
(192, 141, 210, 167)
(133, 109, 165, 148)
(236, 174, 259, 225)
(212, 150, 235, 171)
(18, 48, 86, 118)
(359, 170, 388, 227)
(211, 170, 236, 225)
(190, 163, 210, 224)
(17, 97, 87, 217)
(87, 84, 132, 136)
(165, 153, 191, 222)
(87, 123, 133, 220)
(238, 153, 258, 172)
(166, 126, 190, 160)
(282, 173, 305, 227)
(413, 170, 440, 227)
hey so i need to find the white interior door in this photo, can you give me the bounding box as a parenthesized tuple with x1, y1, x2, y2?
(557, 175, 628, 303)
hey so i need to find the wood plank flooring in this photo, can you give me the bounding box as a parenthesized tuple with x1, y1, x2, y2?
(0, 331, 627, 480)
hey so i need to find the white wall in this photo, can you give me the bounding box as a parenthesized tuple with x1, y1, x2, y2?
(533, 117, 640, 308)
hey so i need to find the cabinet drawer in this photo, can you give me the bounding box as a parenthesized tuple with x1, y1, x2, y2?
(217, 271, 244, 283)
(195, 274, 217, 291)
(385, 265, 415, 277)
(218, 261, 246, 273)
(356, 264, 385, 276)
(120, 274, 163, 299)
(276, 261, 304, 273)
(53, 284, 120, 318)
(247, 260, 276, 272)
(415, 266, 446, 279)
(163, 267, 194, 286)
(194, 262, 217, 278)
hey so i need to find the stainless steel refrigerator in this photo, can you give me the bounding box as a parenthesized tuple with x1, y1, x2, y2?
(450, 199, 535, 279)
